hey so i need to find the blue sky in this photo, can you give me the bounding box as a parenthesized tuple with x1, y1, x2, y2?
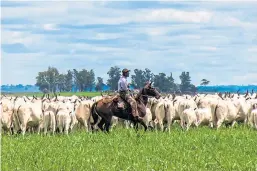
(1, 1, 257, 86)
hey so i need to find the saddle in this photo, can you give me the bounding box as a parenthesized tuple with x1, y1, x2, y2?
(102, 95, 129, 110)
(102, 95, 118, 104)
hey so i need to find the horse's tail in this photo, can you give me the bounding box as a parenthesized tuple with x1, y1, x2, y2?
(90, 102, 99, 126)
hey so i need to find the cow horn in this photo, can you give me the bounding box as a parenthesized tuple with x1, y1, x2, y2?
(172, 93, 176, 100)
(173, 99, 177, 106)
(244, 90, 249, 97)
(54, 93, 58, 101)
(218, 93, 222, 98)
(41, 93, 45, 100)
(194, 96, 197, 101)
(33, 95, 38, 100)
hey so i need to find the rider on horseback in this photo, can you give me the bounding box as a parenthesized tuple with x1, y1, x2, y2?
(118, 68, 142, 121)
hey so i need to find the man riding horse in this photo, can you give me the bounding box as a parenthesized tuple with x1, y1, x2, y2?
(90, 68, 161, 132)
(118, 68, 142, 121)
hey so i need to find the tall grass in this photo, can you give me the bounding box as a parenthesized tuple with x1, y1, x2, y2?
(2, 125, 257, 171)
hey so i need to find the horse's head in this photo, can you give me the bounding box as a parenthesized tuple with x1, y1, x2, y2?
(142, 81, 161, 99)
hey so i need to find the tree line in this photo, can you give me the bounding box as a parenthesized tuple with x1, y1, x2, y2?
(36, 66, 210, 93)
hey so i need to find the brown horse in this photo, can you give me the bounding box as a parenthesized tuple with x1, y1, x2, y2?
(90, 82, 161, 132)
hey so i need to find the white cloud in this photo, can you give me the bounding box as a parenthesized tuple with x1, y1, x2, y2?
(43, 24, 59, 31)
(93, 33, 124, 40)
(144, 9, 213, 23)
(248, 47, 257, 52)
(199, 46, 218, 51)
(1, 1, 257, 85)
(232, 73, 257, 85)
(1, 30, 45, 46)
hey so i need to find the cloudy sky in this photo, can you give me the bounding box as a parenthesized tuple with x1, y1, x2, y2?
(1, 0, 257, 86)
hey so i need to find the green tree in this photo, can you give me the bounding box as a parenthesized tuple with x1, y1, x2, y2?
(200, 79, 210, 86)
(57, 74, 66, 92)
(189, 84, 197, 93)
(95, 77, 104, 91)
(36, 71, 49, 92)
(87, 69, 95, 91)
(47, 67, 59, 92)
(153, 73, 166, 92)
(131, 69, 144, 88)
(107, 66, 121, 90)
(73, 69, 84, 91)
(71, 69, 95, 92)
(64, 70, 73, 92)
(167, 72, 177, 92)
(143, 68, 154, 83)
(179, 71, 191, 93)
(131, 68, 154, 88)
(153, 72, 176, 93)
(35, 66, 59, 92)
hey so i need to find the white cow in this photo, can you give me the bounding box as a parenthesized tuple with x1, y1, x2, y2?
(153, 99, 166, 131)
(42, 100, 59, 135)
(195, 108, 213, 128)
(181, 108, 197, 131)
(252, 109, 257, 130)
(1, 98, 14, 134)
(55, 101, 73, 135)
(213, 99, 238, 129)
(75, 100, 93, 132)
(16, 99, 44, 135)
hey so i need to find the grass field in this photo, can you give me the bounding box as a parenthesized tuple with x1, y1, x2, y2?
(2, 125, 257, 171)
(1, 91, 102, 97)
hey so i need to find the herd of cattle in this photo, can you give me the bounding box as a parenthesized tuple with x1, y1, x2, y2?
(1, 91, 257, 135)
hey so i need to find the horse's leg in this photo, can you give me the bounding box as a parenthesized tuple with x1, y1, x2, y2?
(97, 119, 105, 131)
(138, 118, 148, 132)
(134, 121, 139, 132)
(129, 114, 147, 132)
(105, 116, 113, 133)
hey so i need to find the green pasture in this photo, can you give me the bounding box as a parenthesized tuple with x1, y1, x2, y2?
(1, 125, 257, 171)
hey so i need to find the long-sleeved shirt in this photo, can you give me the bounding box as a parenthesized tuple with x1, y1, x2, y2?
(118, 76, 128, 92)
